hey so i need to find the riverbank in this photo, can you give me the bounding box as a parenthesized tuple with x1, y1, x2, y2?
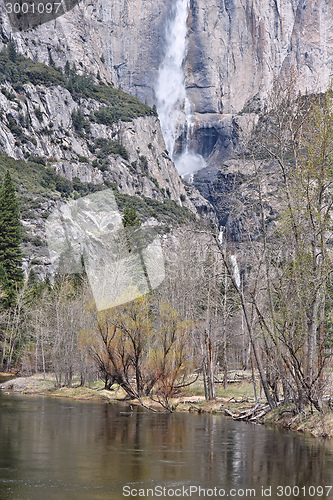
(1, 373, 332, 439)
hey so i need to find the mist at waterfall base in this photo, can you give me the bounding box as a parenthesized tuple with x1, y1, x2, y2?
(174, 150, 206, 180)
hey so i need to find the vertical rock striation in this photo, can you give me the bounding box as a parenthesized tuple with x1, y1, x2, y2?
(1, 0, 331, 164)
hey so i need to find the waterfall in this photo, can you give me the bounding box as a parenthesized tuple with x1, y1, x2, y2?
(155, 0, 205, 180)
(230, 255, 241, 289)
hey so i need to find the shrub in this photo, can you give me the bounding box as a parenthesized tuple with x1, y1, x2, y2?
(97, 162, 109, 172)
(149, 176, 159, 189)
(71, 108, 84, 131)
(34, 106, 43, 122)
(55, 176, 72, 196)
(93, 138, 129, 161)
(6, 113, 23, 137)
(1, 87, 16, 100)
(139, 155, 148, 173)
(73, 176, 89, 196)
(78, 155, 89, 163)
(28, 155, 46, 166)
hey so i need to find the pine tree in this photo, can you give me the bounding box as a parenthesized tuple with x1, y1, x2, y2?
(64, 60, 71, 78)
(0, 262, 10, 308)
(8, 39, 17, 63)
(122, 204, 140, 228)
(0, 171, 23, 306)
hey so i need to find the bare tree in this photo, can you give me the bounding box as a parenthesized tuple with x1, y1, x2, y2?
(217, 76, 333, 411)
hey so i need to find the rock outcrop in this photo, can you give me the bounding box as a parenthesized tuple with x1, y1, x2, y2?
(0, 71, 214, 280)
(2, 0, 332, 163)
(0, 0, 331, 246)
(0, 79, 199, 209)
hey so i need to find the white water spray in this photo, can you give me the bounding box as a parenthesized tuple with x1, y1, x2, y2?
(155, 0, 205, 179)
(230, 255, 241, 289)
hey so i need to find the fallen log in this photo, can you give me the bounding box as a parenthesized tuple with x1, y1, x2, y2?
(224, 408, 236, 418)
(235, 409, 256, 420)
(249, 409, 270, 421)
(233, 404, 272, 422)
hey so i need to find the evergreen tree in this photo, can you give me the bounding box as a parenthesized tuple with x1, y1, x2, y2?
(8, 39, 17, 63)
(121, 203, 152, 292)
(122, 204, 140, 228)
(64, 60, 71, 78)
(0, 171, 23, 306)
(0, 262, 10, 308)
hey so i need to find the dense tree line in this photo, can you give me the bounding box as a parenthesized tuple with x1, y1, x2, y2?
(217, 77, 333, 411)
(1, 77, 333, 416)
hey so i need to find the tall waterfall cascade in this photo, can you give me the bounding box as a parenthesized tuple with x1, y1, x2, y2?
(230, 255, 241, 289)
(155, 0, 205, 180)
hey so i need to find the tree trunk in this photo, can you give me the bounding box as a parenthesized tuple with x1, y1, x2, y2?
(215, 236, 276, 409)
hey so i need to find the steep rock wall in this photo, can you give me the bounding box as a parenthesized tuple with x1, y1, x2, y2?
(0, 80, 199, 208)
(2, 1, 332, 109)
(187, 0, 333, 115)
(1, 0, 332, 164)
(0, 77, 214, 279)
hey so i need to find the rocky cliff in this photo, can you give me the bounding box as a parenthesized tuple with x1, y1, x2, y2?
(0, 0, 331, 246)
(2, 0, 332, 163)
(0, 49, 215, 280)
(0, 80, 190, 206)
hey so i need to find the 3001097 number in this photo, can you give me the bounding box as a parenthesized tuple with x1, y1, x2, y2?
(5, 2, 62, 14)
(277, 486, 332, 497)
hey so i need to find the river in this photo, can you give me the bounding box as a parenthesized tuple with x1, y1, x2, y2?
(0, 393, 332, 499)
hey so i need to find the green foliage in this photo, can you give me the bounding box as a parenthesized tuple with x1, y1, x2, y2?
(0, 171, 23, 307)
(0, 47, 65, 88)
(64, 67, 156, 121)
(149, 176, 159, 189)
(27, 154, 46, 165)
(71, 109, 86, 132)
(6, 113, 23, 138)
(55, 176, 73, 196)
(72, 176, 89, 196)
(0, 262, 10, 309)
(78, 155, 89, 163)
(34, 106, 43, 122)
(94, 106, 124, 126)
(139, 155, 148, 173)
(0, 154, 193, 275)
(122, 204, 141, 227)
(93, 138, 129, 161)
(94, 104, 136, 125)
(114, 190, 196, 226)
(84, 83, 156, 120)
(0, 48, 156, 125)
(96, 160, 109, 172)
(8, 40, 17, 63)
(0, 152, 77, 202)
(1, 87, 16, 101)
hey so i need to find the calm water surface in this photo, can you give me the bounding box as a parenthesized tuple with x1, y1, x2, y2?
(0, 391, 333, 500)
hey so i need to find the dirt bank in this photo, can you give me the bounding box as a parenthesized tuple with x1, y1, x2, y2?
(1, 374, 332, 439)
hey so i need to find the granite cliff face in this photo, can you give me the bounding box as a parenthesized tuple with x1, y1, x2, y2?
(187, 0, 333, 115)
(0, 80, 195, 207)
(0, 0, 332, 246)
(2, 0, 332, 163)
(0, 58, 215, 278)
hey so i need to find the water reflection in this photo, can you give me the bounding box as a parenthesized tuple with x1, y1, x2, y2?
(0, 395, 332, 499)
